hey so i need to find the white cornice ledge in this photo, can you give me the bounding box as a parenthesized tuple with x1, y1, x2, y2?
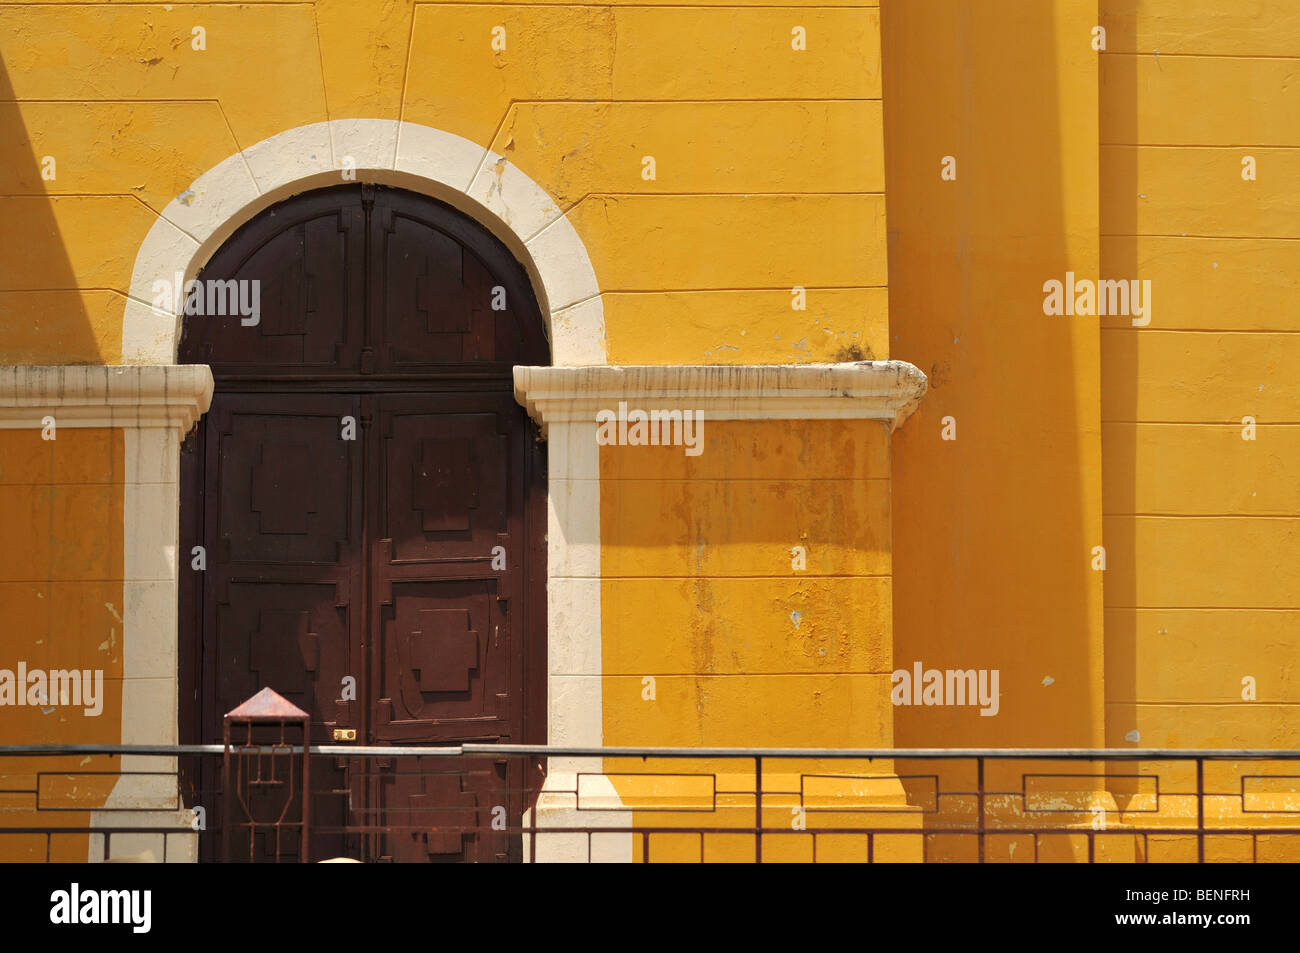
(514, 362, 928, 434)
(0, 365, 214, 433)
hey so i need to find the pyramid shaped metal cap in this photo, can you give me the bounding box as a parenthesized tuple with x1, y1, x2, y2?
(225, 686, 309, 721)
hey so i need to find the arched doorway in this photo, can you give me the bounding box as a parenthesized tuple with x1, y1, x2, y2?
(177, 183, 549, 861)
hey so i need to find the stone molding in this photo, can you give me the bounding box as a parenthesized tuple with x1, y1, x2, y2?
(514, 361, 929, 434)
(0, 365, 213, 434)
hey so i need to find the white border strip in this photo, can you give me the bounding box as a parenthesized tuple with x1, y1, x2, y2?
(121, 120, 607, 367)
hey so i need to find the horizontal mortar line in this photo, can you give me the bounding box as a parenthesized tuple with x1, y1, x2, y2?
(0, 2, 313, 6)
(1101, 421, 1300, 426)
(597, 669, 894, 675)
(571, 191, 886, 198)
(1102, 143, 1300, 150)
(0, 192, 160, 214)
(1107, 512, 1300, 519)
(591, 672, 896, 679)
(0, 191, 153, 201)
(415, 3, 881, 10)
(1100, 327, 1300, 334)
(0, 483, 169, 489)
(1101, 233, 1300, 241)
(552, 573, 893, 580)
(555, 476, 890, 481)
(0, 98, 225, 105)
(599, 477, 894, 482)
(1103, 50, 1300, 61)
(1104, 606, 1300, 612)
(1104, 513, 1300, 519)
(0, 579, 141, 584)
(1103, 606, 1300, 611)
(0, 479, 135, 486)
(1104, 701, 1300, 708)
(497, 97, 884, 105)
(0, 287, 127, 295)
(554, 191, 885, 212)
(602, 285, 888, 292)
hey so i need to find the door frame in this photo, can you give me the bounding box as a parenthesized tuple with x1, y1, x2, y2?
(176, 181, 552, 860)
(120, 123, 626, 861)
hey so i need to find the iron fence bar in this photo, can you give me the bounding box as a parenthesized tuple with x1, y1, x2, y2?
(456, 745, 1300, 760)
(1197, 756, 1205, 864)
(301, 729, 311, 864)
(5, 744, 1300, 759)
(17, 825, 1300, 835)
(221, 720, 230, 862)
(11, 743, 1298, 865)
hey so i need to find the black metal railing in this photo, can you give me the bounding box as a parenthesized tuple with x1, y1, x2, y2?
(3, 744, 1300, 862)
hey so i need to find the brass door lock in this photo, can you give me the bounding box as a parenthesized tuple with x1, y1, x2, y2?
(332, 728, 357, 741)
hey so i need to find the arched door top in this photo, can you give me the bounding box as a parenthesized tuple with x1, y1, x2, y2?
(124, 119, 606, 367)
(179, 185, 549, 381)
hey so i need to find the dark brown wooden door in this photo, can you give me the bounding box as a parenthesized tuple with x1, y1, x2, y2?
(178, 185, 549, 862)
(365, 393, 530, 862)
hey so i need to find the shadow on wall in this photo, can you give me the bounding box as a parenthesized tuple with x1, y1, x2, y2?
(0, 55, 126, 861)
(883, 0, 1105, 857)
(0, 53, 107, 364)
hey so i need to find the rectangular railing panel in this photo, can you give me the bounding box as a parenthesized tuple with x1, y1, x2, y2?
(2, 746, 1300, 862)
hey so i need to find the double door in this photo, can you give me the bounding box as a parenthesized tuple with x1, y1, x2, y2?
(188, 388, 542, 861)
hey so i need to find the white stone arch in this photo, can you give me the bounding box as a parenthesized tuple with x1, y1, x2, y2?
(122, 118, 606, 366)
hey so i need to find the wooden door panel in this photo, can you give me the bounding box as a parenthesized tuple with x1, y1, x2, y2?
(188, 187, 367, 377)
(209, 397, 359, 566)
(211, 581, 354, 739)
(369, 757, 516, 862)
(372, 579, 510, 742)
(378, 408, 512, 562)
(368, 394, 524, 745)
(369, 189, 548, 374)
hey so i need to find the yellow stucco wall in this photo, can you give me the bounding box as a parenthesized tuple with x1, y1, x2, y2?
(1094, 0, 1300, 862)
(1099, 0, 1300, 749)
(882, 0, 1300, 861)
(0, 1, 885, 366)
(600, 419, 919, 861)
(0, 429, 123, 860)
